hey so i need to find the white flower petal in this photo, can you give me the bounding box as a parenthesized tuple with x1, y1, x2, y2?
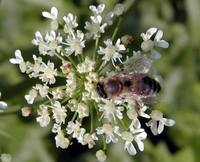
(163, 118, 175, 126)
(150, 120, 158, 135)
(126, 142, 137, 156)
(150, 50, 161, 60)
(51, 7, 58, 18)
(146, 27, 157, 39)
(10, 49, 23, 64)
(42, 7, 58, 20)
(157, 121, 164, 134)
(155, 30, 163, 41)
(98, 4, 105, 13)
(42, 11, 51, 19)
(135, 139, 144, 151)
(156, 40, 169, 48)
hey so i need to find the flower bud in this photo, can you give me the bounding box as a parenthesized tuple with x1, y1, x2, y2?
(96, 150, 107, 162)
(61, 62, 72, 74)
(113, 3, 124, 16)
(121, 35, 134, 46)
(21, 107, 32, 117)
(141, 40, 154, 52)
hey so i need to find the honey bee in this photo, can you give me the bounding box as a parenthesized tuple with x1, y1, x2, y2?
(96, 54, 161, 105)
(96, 72, 161, 100)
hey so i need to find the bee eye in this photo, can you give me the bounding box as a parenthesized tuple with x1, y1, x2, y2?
(106, 80, 121, 94)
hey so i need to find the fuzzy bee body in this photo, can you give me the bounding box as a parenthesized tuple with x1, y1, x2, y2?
(96, 72, 161, 100)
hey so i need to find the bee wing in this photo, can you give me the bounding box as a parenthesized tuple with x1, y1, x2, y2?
(124, 55, 153, 74)
(141, 96, 160, 105)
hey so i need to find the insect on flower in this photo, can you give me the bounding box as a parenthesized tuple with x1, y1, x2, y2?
(9, 2, 175, 160)
(96, 55, 161, 107)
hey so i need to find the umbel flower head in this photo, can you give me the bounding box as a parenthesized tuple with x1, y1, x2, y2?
(10, 3, 175, 161)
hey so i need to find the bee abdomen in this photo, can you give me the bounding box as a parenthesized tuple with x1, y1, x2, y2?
(142, 76, 161, 95)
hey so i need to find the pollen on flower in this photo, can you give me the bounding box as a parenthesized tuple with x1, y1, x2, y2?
(10, 3, 174, 161)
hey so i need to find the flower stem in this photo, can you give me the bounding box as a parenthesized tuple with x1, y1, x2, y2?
(55, 53, 66, 62)
(93, 38, 99, 60)
(66, 56, 77, 67)
(71, 112, 78, 122)
(112, 17, 122, 41)
(90, 104, 94, 133)
(103, 135, 107, 150)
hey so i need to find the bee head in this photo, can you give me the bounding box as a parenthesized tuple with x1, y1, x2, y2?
(96, 82, 108, 98)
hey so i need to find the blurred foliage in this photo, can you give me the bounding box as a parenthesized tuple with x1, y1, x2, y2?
(0, 0, 200, 162)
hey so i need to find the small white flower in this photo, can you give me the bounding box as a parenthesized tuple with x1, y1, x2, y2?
(39, 61, 57, 84)
(36, 105, 50, 127)
(82, 133, 98, 149)
(66, 120, 85, 139)
(34, 84, 49, 98)
(126, 102, 150, 120)
(0, 153, 12, 162)
(52, 101, 67, 124)
(104, 12, 114, 25)
(42, 7, 58, 30)
(121, 130, 147, 156)
(85, 15, 107, 39)
(141, 28, 169, 59)
(98, 39, 126, 66)
(96, 150, 107, 162)
(42, 7, 58, 20)
(32, 31, 62, 56)
(66, 72, 76, 96)
(77, 57, 95, 73)
(10, 49, 24, 64)
(86, 72, 98, 83)
(63, 13, 78, 33)
(99, 100, 124, 121)
(67, 99, 78, 112)
(146, 110, 175, 135)
(52, 88, 64, 100)
(77, 102, 89, 118)
(96, 123, 120, 144)
(55, 130, 70, 149)
(25, 89, 37, 104)
(52, 123, 61, 133)
(10, 50, 26, 73)
(89, 4, 105, 16)
(26, 55, 43, 78)
(65, 30, 85, 56)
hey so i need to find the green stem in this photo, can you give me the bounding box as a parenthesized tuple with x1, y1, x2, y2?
(90, 105, 94, 133)
(111, 17, 122, 41)
(71, 112, 78, 122)
(103, 135, 107, 150)
(93, 38, 99, 60)
(118, 118, 128, 130)
(67, 56, 77, 68)
(57, 72, 66, 78)
(55, 53, 66, 62)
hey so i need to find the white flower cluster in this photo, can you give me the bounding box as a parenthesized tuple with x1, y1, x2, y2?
(10, 3, 175, 161)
